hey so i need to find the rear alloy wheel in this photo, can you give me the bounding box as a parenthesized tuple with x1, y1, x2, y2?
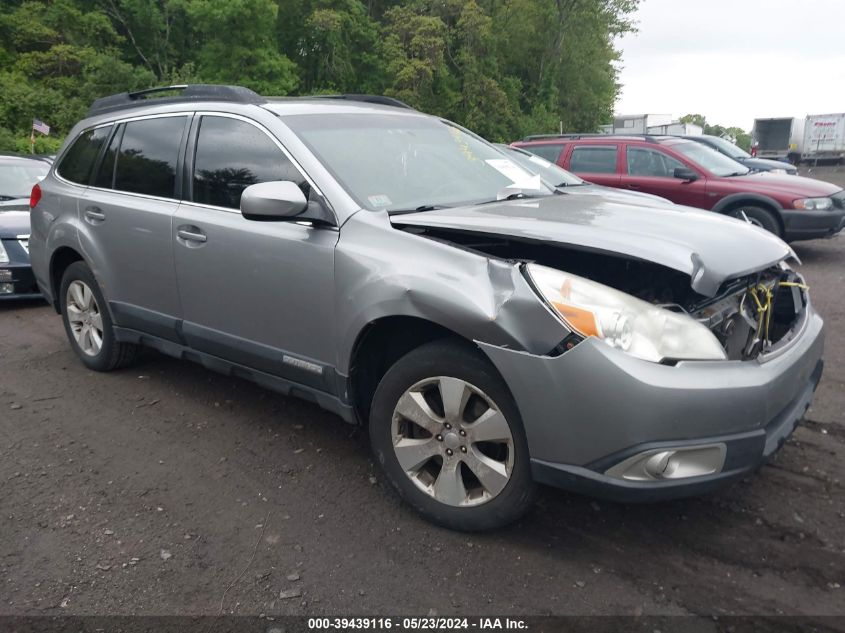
(66, 280, 104, 356)
(370, 341, 535, 531)
(729, 205, 781, 237)
(60, 261, 138, 371)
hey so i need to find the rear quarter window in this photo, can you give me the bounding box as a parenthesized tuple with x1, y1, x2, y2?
(57, 126, 111, 185)
(569, 145, 618, 173)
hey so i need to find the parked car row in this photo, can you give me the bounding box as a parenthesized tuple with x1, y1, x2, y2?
(512, 134, 845, 241)
(9, 84, 829, 531)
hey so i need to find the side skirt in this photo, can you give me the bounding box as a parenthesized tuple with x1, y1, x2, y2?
(113, 326, 356, 424)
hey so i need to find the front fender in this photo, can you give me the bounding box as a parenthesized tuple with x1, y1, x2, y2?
(333, 211, 569, 373)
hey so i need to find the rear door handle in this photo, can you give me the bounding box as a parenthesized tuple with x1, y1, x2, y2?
(176, 226, 207, 244)
(84, 206, 105, 223)
(626, 184, 642, 190)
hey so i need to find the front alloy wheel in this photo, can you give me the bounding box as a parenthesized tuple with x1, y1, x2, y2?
(370, 340, 535, 531)
(392, 376, 514, 507)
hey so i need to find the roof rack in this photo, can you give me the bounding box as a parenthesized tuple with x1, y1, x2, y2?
(86, 84, 266, 117)
(317, 94, 414, 109)
(520, 133, 663, 143)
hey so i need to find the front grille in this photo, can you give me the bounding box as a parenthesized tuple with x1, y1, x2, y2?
(832, 191, 845, 210)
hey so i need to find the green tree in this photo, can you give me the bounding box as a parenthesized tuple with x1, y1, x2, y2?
(0, 0, 640, 150)
(184, 0, 298, 95)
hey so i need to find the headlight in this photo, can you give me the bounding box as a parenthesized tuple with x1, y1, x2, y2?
(793, 197, 833, 210)
(0, 241, 8, 264)
(526, 264, 727, 363)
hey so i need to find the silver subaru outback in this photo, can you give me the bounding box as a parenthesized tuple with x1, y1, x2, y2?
(28, 85, 824, 531)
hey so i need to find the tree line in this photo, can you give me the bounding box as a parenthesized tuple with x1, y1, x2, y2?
(0, 0, 638, 152)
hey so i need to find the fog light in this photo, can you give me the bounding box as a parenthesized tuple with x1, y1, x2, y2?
(605, 444, 726, 481)
(0, 270, 12, 282)
(0, 283, 14, 294)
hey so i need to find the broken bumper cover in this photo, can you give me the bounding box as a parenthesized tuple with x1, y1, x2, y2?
(477, 307, 825, 503)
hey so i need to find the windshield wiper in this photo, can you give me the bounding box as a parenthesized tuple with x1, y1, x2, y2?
(725, 171, 749, 177)
(388, 204, 451, 215)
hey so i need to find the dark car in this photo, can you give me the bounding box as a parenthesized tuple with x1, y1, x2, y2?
(513, 135, 845, 241)
(684, 135, 798, 175)
(0, 154, 49, 299)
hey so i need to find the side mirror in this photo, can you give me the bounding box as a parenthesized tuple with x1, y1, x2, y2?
(673, 167, 699, 182)
(240, 181, 308, 220)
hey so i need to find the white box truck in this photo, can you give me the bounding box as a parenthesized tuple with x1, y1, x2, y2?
(612, 114, 673, 135)
(802, 113, 845, 162)
(647, 122, 703, 136)
(752, 117, 805, 163)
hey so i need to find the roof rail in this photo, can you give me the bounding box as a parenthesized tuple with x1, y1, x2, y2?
(318, 94, 414, 109)
(86, 84, 265, 117)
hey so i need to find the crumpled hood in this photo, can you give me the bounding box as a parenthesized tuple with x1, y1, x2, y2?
(391, 194, 792, 297)
(0, 209, 32, 238)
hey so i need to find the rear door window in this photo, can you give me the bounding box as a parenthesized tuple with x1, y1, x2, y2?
(191, 115, 309, 210)
(57, 126, 111, 185)
(523, 143, 565, 163)
(569, 146, 618, 173)
(113, 116, 187, 198)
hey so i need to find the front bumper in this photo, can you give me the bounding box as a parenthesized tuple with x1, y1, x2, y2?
(781, 208, 845, 241)
(0, 238, 42, 300)
(478, 307, 825, 502)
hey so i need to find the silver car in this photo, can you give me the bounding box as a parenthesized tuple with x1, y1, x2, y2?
(28, 85, 824, 531)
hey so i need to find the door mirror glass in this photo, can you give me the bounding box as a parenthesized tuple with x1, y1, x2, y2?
(673, 167, 699, 182)
(240, 181, 308, 219)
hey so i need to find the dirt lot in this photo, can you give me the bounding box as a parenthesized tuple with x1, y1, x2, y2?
(1, 167, 843, 618)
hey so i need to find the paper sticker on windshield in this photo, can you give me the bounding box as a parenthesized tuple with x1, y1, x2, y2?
(485, 159, 529, 184)
(368, 194, 392, 207)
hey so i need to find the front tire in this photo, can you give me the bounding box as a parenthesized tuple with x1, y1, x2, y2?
(60, 261, 138, 371)
(369, 340, 535, 531)
(729, 205, 781, 237)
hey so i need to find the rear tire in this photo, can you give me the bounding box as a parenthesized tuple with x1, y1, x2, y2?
(729, 205, 781, 237)
(60, 261, 138, 371)
(369, 340, 535, 531)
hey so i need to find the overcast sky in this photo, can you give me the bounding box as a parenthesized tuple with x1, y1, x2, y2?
(615, 0, 845, 130)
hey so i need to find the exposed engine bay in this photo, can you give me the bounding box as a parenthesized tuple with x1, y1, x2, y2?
(401, 227, 808, 361)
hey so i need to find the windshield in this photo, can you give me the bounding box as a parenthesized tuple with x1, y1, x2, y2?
(496, 145, 584, 187)
(703, 136, 750, 160)
(284, 113, 553, 212)
(0, 161, 49, 199)
(673, 142, 750, 177)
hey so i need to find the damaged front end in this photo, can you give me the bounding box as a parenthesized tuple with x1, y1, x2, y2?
(688, 264, 809, 361)
(395, 224, 808, 363)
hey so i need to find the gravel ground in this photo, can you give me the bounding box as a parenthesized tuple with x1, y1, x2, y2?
(1, 167, 843, 617)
